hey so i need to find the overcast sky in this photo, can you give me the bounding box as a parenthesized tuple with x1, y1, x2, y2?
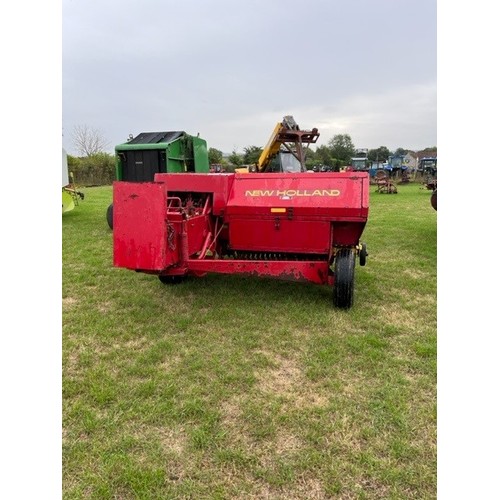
(62, 0, 436, 156)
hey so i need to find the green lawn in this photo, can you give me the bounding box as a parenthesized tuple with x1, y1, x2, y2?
(62, 181, 437, 499)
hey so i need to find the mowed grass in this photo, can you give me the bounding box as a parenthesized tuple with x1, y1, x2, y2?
(62, 181, 437, 499)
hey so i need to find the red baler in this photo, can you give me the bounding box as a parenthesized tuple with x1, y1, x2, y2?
(113, 171, 369, 308)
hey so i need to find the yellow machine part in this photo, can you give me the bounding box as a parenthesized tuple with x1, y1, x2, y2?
(62, 190, 75, 213)
(257, 122, 284, 172)
(234, 167, 249, 173)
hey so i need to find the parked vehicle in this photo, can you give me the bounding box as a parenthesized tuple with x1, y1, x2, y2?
(350, 148, 370, 172)
(107, 131, 209, 229)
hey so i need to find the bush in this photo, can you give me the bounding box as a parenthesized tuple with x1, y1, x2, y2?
(68, 153, 116, 186)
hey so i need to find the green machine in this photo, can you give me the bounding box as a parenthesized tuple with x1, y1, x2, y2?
(107, 131, 209, 229)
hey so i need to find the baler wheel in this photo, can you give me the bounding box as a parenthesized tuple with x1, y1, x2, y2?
(333, 248, 356, 309)
(359, 243, 368, 267)
(106, 203, 113, 230)
(159, 275, 185, 285)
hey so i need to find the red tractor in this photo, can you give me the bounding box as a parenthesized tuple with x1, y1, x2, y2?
(113, 118, 369, 308)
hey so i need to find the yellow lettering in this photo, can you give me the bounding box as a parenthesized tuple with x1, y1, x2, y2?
(245, 188, 341, 197)
(327, 190, 341, 196)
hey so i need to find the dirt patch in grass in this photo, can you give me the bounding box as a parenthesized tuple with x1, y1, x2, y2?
(325, 422, 366, 455)
(156, 426, 187, 455)
(63, 296, 78, 308)
(98, 301, 113, 313)
(123, 338, 149, 350)
(254, 352, 328, 409)
(64, 352, 80, 375)
(256, 355, 302, 395)
(237, 475, 328, 500)
(376, 304, 430, 332)
(398, 289, 435, 306)
(220, 396, 253, 450)
(291, 476, 329, 500)
(355, 476, 391, 499)
(160, 354, 182, 372)
(221, 397, 244, 425)
(274, 431, 302, 455)
(402, 268, 429, 280)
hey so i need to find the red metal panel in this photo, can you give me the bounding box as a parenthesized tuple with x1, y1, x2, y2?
(186, 259, 330, 284)
(186, 214, 211, 256)
(224, 172, 369, 252)
(332, 222, 367, 246)
(226, 172, 369, 220)
(228, 218, 330, 253)
(113, 182, 174, 271)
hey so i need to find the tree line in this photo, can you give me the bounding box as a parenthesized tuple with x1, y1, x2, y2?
(208, 134, 436, 170)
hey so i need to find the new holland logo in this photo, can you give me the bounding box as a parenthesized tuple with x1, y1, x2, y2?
(245, 189, 341, 198)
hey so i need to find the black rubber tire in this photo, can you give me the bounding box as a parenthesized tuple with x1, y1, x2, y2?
(431, 189, 437, 211)
(159, 275, 185, 285)
(333, 248, 356, 309)
(106, 203, 113, 230)
(359, 243, 367, 267)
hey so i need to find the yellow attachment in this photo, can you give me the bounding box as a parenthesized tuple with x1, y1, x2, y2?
(234, 167, 249, 174)
(257, 122, 284, 171)
(270, 208, 286, 213)
(62, 190, 75, 213)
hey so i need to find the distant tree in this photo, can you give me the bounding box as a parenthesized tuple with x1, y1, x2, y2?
(315, 145, 334, 167)
(332, 158, 343, 171)
(305, 158, 316, 170)
(228, 150, 243, 166)
(66, 154, 80, 170)
(328, 134, 356, 164)
(304, 148, 316, 162)
(304, 148, 317, 170)
(394, 147, 407, 156)
(72, 124, 110, 157)
(208, 147, 223, 164)
(243, 146, 263, 165)
(223, 164, 236, 173)
(368, 146, 391, 163)
(419, 147, 437, 154)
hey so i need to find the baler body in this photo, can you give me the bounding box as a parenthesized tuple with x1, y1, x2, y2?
(113, 172, 369, 307)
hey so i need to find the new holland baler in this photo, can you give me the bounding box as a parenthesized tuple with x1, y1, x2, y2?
(113, 171, 369, 308)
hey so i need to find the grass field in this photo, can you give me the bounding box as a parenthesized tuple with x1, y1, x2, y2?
(62, 181, 437, 499)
